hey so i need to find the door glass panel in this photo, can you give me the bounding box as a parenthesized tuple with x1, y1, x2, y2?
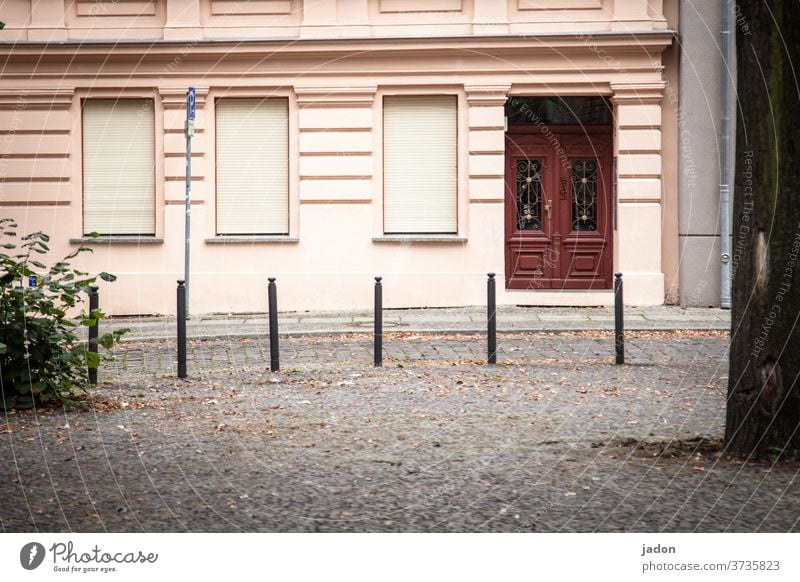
(571, 160, 598, 231)
(505, 97, 612, 125)
(516, 159, 543, 231)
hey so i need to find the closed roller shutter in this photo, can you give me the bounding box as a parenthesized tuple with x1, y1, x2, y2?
(216, 98, 289, 235)
(383, 95, 457, 234)
(82, 100, 155, 235)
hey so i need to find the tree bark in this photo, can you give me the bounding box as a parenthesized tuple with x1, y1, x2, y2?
(726, 0, 800, 457)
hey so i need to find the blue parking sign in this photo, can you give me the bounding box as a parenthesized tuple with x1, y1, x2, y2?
(187, 86, 196, 121)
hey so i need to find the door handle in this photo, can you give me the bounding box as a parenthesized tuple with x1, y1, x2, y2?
(545, 201, 553, 220)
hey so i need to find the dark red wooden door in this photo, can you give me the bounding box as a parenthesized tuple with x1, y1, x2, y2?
(504, 127, 613, 290)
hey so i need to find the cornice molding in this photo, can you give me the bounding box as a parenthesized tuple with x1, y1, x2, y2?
(158, 85, 209, 108)
(0, 88, 74, 109)
(465, 84, 511, 106)
(0, 31, 676, 60)
(610, 81, 666, 104)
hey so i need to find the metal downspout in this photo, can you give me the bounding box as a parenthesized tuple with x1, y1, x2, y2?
(720, 0, 732, 309)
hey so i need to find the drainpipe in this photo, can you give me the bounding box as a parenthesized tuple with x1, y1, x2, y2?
(719, 0, 732, 309)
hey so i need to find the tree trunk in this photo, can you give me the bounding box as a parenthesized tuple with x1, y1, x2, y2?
(726, 0, 800, 457)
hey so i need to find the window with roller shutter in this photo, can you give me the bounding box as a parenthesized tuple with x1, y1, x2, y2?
(82, 99, 156, 236)
(383, 95, 457, 235)
(215, 98, 289, 236)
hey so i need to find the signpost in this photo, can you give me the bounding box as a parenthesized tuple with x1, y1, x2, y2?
(184, 87, 195, 320)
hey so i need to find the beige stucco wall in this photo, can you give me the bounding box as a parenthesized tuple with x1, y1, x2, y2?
(2, 0, 671, 41)
(0, 0, 674, 315)
(659, 0, 680, 305)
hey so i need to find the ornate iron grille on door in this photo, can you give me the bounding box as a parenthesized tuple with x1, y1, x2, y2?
(571, 160, 598, 231)
(516, 159, 543, 230)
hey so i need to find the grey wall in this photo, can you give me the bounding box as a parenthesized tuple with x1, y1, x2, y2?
(677, 0, 733, 307)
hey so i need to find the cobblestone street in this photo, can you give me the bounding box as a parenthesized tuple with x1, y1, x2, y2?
(2, 330, 799, 533)
(99, 330, 716, 378)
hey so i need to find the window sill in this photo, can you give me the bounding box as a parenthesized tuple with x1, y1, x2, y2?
(70, 237, 164, 244)
(205, 236, 299, 244)
(372, 235, 468, 243)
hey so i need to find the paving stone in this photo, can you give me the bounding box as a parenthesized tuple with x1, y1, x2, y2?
(587, 314, 646, 321)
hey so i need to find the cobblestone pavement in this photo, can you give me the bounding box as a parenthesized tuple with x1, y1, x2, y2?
(3, 331, 799, 533)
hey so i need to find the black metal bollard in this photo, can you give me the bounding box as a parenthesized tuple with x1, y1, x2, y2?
(177, 280, 187, 378)
(614, 272, 624, 365)
(268, 277, 280, 372)
(88, 285, 99, 384)
(487, 273, 497, 365)
(374, 276, 383, 367)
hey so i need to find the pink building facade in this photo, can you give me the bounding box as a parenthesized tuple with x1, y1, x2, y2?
(0, 0, 679, 315)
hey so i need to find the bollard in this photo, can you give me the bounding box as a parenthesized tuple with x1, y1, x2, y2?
(88, 285, 99, 385)
(268, 278, 280, 372)
(614, 272, 624, 365)
(487, 273, 497, 365)
(374, 276, 383, 367)
(177, 280, 187, 378)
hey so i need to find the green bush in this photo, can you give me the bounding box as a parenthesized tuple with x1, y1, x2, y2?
(0, 219, 126, 409)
